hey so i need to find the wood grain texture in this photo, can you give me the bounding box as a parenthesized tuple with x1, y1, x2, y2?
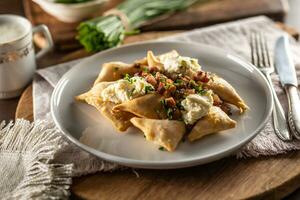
(141, 0, 288, 31)
(15, 85, 33, 121)
(71, 153, 300, 200)
(15, 27, 300, 199)
(23, 0, 287, 50)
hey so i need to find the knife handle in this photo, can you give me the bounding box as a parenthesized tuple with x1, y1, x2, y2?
(285, 85, 300, 139)
(264, 72, 292, 141)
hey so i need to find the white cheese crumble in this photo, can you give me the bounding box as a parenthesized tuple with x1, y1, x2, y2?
(181, 91, 213, 124)
(159, 53, 201, 75)
(100, 76, 154, 104)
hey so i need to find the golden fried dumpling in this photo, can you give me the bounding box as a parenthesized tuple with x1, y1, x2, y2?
(76, 83, 135, 132)
(205, 75, 248, 113)
(113, 93, 166, 119)
(130, 117, 186, 151)
(188, 106, 236, 142)
(94, 62, 140, 84)
(134, 50, 179, 69)
(147, 51, 164, 70)
(76, 82, 111, 107)
(100, 102, 135, 132)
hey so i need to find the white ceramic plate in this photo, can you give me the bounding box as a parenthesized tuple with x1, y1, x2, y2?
(51, 41, 273, 169)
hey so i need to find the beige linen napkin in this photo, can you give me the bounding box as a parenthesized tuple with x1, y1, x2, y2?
(0, 120, 73, 199)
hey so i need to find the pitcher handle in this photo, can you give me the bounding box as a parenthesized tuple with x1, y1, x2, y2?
(32, 25, 54, 59)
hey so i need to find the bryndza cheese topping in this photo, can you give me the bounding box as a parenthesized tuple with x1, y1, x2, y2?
(159, 53, 201, 75)
(101, 76, 154, 104)
(181, 91, 213, 124)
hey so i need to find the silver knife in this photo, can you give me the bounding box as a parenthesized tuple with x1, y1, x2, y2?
(275, 34, 300, 139)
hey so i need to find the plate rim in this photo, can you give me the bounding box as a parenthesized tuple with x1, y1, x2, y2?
(51, 40, 273, 169)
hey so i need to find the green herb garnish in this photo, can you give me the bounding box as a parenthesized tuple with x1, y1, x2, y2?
(145, 85, 154, 94)
(128, 88, 135, 97)
(197, 89, 207, 95)
(77, 0, 200, 52)
(159, 77, 166, 83)
(174, 79, 184, 84)
(160, 99, 167, 108)
(165, 83, 172, 89)
(188, 80, 196, 87)
(166, 108, 173, 119)
(176, 101, 185, 110)
(194, 84, 206, 95)
(159, 146, 166, 151)
(142, 67, 149, 72)
(160, 99, 175, 120)
(124, 74, 132, 83)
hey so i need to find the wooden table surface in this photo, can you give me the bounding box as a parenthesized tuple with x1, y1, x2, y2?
(1, 0, 300, 199)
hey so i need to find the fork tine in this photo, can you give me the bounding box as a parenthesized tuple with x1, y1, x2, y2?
(250, 32, 258, 66)
(256, 33, 264, 67)
(260, 32, 268, 67)
(261, 33, 273, 68)
(251, 32, 273, 68)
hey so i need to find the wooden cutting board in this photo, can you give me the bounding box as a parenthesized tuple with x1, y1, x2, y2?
(23, 0, 288, 50)
(15, 26, 300, 199)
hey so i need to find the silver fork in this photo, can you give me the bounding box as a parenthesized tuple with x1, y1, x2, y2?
(250, 32, 292, 141)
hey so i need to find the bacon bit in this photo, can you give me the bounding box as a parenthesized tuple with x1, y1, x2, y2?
(163, 84, 176, 97)
(149, 66, 159, 73)
(166, 79, 174, 84)
(140, 71, 149, 77)
(193, 75, 201, 81)
(168, 85, 176, 93)
(185, 89, 195, 95)
(194, 71, 210, 83)
(157, 82, 166, 94)
(201, 75, 210, 83)
(165, 97, 176, 107)
(146, 75, 157, 87)
(182, 76, 190, 82)
(213, 94, 223, 106)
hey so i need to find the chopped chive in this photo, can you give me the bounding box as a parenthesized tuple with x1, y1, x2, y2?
(145, 85, 154, 94)
(159, 146, 166, 151)
(166, 108, 173, 120)
(197, 89, 207, 95)
(142, 67, 149, 72)
(124, 73, 131, 81)
(128, 88, 135, 97)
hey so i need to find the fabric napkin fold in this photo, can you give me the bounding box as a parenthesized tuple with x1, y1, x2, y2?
(33, 16, 300, 176)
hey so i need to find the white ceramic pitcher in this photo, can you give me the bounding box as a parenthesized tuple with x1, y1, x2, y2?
(0, 15, 53, 99)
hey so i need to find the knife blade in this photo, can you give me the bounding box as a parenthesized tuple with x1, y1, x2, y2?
(275, 34, 298, 86)
(275, 33, 300, 139)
